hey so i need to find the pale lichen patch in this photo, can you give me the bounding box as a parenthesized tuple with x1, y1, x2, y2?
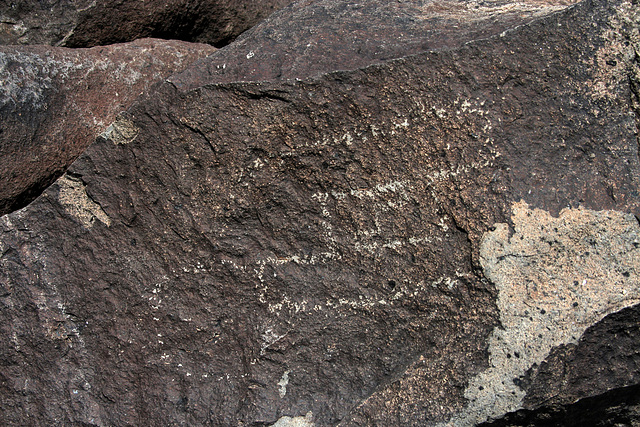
(278, 370, 290, 398)
(444, 200, 640, 426)
(272, 411, 314, 427)
(100, 115, 139, 145)
(57, 174, 111, 228)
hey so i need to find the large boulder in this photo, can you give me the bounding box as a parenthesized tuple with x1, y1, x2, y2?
(170, 0, 577, 86)
(1, 0, 639, 425)
(0, 38, 216, 216)
(0, 0, 292, 48)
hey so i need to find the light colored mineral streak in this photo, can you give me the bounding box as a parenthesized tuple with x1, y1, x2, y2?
(99, 114, 139, 145)
(444, 200, 640, 426)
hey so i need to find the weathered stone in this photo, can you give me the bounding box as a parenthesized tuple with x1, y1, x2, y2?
(480, 304, 640, 426)
(1, 0, 639, 425)
(481, 384, 640, 426)
(0, 0, 291, 48)
(170, 0, 577, 87)
(446, 202, 640, 425)
(0, 38, 216, 216)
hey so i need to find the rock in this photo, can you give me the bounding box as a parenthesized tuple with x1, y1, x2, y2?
(480, 304, 640, 426)
(170, 0, 577, 87)
(0, 38, 216, 216)
(0, 0, 292, 48)
(1, 0, 640, 425)
(481, 384, 640, 426)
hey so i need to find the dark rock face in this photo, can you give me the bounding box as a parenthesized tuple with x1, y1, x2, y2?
(0, 39, 216, 216)
(1, 0, 640, 426)
(0, 0, 85, 46)
(0, 0, 291, 48)
(523, 303, 640, 410)
(481, 383, 640, 427)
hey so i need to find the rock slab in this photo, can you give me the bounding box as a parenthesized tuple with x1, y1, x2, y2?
(0, 0, 639, 425)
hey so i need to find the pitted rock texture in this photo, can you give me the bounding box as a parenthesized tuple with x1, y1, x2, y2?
(1, 0, 640, 425)
(523, 303, 640, 410)
(448, 201, 640, 426)
(0, 0, 291, 48)
(0, 38, 216, 216)
(481, 304, 640, 426)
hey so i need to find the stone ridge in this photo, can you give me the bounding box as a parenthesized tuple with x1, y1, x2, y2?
(0, 38, 216, 216)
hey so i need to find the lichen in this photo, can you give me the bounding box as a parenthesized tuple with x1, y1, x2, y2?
(57, 174, 111, 228)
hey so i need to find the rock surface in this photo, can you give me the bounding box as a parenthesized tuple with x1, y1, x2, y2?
(481, 304, 640, 426)
(1, 0, 640, 426)
(0, 0, 291, 48)
(0, 38, 216, 216)
(170, 0, 577, 86)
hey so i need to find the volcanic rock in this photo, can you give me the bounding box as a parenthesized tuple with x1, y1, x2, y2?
(0, 0, 292, 48)
(170, 0, 577, 86)
(0, 38, 216, 216)
(1, 0, 639, 425)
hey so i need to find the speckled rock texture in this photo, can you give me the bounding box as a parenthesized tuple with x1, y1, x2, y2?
(1, 0, 640, 425)
(0, 0, 292, 48)
(0, 38, 216, 216)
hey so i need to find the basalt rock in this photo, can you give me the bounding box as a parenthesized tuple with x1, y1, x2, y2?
(0, 0, 291, 48)
(0, 38, 216, 216)
(170, 0, 577, 86)
(1, 0, 639, 426)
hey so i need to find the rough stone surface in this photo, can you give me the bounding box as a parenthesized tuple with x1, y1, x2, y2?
(481, 305, 640, 426)
(523, 303, 640, 410)
(0, 0, 291, 48)
(1, 0, 640, 425)
(481, 383, 640, 427)
(0, 38, 216, 216)
(170, 0, 577, 87)
(449, 201, 640, 425)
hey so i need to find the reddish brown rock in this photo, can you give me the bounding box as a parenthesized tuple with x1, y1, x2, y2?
(0, 38, 216, 216)
(0, 0, 291, 47)
(0, 0, 639, 425)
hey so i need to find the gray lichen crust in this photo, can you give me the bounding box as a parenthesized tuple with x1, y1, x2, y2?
(99, 115, 139, 145)
(446, 201, 640, 426)
(57, 174, 111, 228)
